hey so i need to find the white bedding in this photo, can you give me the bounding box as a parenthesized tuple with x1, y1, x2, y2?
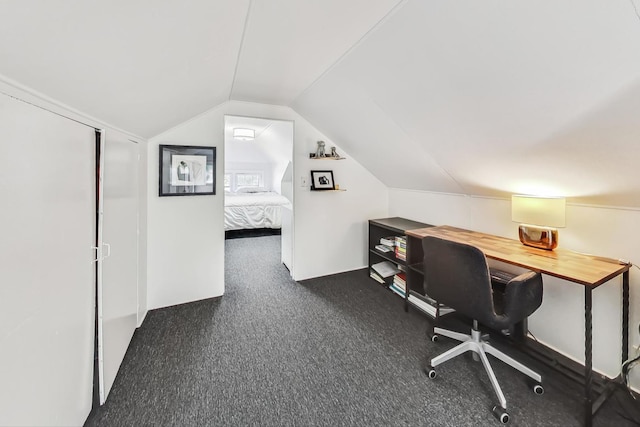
(224, 191, 291, 231)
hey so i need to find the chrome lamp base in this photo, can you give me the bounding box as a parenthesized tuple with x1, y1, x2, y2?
(518, 224, 558, 250)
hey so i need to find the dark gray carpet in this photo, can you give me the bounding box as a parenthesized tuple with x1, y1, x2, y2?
(85, 235, 637, 426)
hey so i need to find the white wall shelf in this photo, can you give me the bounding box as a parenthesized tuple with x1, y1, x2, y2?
(309, 153, 346, 160)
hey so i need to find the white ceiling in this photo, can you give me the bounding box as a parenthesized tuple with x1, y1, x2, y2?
(0, 0, 401, 137)
(230, 0, 403, 106)
(0, 0, 252, 138)
(2, 0, 640, 207)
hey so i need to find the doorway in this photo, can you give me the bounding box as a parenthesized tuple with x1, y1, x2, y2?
(223, 115, 294, 275)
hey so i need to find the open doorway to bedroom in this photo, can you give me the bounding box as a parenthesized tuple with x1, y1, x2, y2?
(223, 115, 294, 275)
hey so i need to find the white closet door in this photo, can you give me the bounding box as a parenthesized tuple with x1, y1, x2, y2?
(97, 131, 139, 404)
(0, 94, 95, 425)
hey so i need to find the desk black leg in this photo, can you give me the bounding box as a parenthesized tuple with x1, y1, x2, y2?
(590, 270, 631, 421)
(585, 287, 593, 427)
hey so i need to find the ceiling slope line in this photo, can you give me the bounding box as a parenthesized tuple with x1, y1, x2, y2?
(631, 0, 640, 22)
(228, 0, 254, 101)
(369, 97, 468, 194)
(389, 187, 640, 213)
(0, 89, 99, 131)
(150, 101, 230, 140)
(288, 0, 409, 107)
(0, 74, 144, 141)
(255, 122, 273, 138)
(388, 187, 495, 200)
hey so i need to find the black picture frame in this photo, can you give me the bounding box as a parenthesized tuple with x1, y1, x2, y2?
(159, 144, 216, 196)
(310, 170, 335, 191)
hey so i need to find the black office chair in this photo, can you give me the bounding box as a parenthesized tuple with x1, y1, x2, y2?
(422, 236, 544, 424)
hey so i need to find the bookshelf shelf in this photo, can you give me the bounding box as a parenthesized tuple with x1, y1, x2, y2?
(369, 248, 402, 265)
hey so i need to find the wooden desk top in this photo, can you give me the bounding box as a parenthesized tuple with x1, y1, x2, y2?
(406, 225, 630, 288)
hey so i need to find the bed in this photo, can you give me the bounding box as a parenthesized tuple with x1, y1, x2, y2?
(224, 190, 292, 231)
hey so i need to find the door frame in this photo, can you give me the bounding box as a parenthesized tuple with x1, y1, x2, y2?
(222, 114, 295, 277)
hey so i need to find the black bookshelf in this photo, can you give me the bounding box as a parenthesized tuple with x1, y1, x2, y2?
(368, 217, 432, 294)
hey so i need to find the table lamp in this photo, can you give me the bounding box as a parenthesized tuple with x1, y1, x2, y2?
(511, 195, 566, 250)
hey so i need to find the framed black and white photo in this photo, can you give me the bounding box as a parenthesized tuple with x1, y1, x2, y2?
(159, 145, 216, 196)
(310, 170, 335, 191)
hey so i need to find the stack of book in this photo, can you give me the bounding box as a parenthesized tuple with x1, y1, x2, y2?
(389, 272, 406, 297)
(375, 236, 397, 254)
(379, 236, 396, 247)
(395, 236, 407, 261)
(369, 270, 385, 284)
(374, 243, 393, 253)
(370, 260, 401, 284)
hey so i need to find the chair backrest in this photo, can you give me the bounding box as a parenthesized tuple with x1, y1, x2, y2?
(422, 236, 497, 325)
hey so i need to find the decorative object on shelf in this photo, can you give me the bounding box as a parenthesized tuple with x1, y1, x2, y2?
(159, 144, 216, 196)
(309, 141, 345, 159)
(233, 128, 255, 141)
(310, 170, 335, 190)
(511, 195, 566, 250)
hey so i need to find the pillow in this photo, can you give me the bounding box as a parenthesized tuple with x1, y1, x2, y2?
(236, 187, 268, 193)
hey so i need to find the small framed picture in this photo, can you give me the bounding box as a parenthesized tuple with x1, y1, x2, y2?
(159, 144, 216, 196)
(310, 170, 335, 191)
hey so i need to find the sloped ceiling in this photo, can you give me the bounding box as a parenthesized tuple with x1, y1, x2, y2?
(0, 0, 401, 137)
(1, 0, 640, 207)
(293, 0, 640, 207)
(0, 0, 249, 137)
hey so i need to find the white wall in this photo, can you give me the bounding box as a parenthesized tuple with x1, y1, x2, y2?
(147, 114, 225, 309)
(147, 100, 388, 309)
(388, 188, 640, 390)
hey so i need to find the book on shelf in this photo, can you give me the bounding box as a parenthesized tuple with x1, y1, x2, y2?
(389, 283, 406, 298)
(380, 236, 397, 247)
(369, 269, 386, 284)
(374, 244, 393, 253)
(371, 261, 401, 278)
(393, 272, 406, 291)
(395, 236, 407, 261)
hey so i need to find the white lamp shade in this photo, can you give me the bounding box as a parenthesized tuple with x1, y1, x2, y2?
(511, 195, 566, 228)
(233, 128, 255, 140)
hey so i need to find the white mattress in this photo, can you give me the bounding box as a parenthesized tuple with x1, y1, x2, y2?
(224, 191, 291, 230)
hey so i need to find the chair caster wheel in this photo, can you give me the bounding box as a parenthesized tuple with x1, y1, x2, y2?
(533, 383, 544, 395)
(425, 366, 437, 379)
(431, 334, 439, 342)
(492, 405, 509, 424)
